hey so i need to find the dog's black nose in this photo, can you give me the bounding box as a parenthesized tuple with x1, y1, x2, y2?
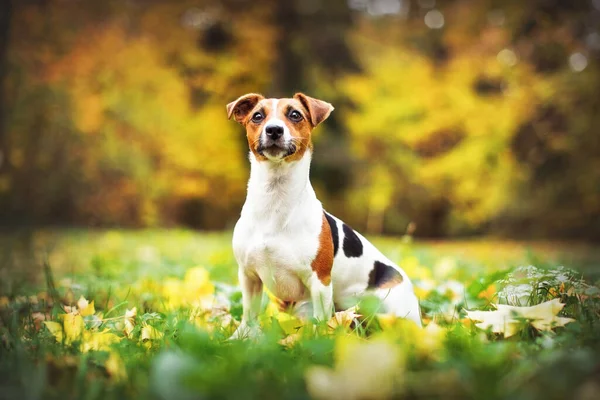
(265, 124, 284, 140)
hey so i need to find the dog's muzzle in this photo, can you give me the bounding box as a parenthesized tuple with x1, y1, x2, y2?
(258, 123, 296, 158)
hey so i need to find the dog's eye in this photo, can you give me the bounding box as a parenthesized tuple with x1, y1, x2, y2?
(251, 112, 264, 123)
(288, 110, 303, 122)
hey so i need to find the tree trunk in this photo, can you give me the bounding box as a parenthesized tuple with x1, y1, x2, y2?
(0, 0, 12, 173)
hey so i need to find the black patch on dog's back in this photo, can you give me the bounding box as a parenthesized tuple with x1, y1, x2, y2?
(368, 261, 403, 289)
(342, 224, 363, 258)
(324, 212, 339, 257)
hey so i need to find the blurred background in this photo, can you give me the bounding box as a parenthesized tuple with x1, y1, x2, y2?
(1, 0, 599, 240)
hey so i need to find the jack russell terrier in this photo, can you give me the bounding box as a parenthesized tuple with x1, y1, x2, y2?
(226, 93, 421, 338)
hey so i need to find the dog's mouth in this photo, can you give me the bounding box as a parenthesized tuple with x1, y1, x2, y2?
(257, 142, 297, 159)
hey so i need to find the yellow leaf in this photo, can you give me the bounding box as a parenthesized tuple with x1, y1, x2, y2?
(184, 267, 210, 288)
(44, 321, 64, 342)
(124, 307, 137, 337)
(306, 335, 403, 400)
(400, 256, 431, 281)
(376, 313, 398, 331)
(478, 284, 497, 301)
(77, 296, 95, 317)
(61, 313, 84, 344)
(420, 322, 445, 353)
(278, 332, 302, 348)
(193, 308, 239, 336)
(465, 299, 575, 337)
(376, 316, 444, 357)
(414, 279, 436, 299)
(263, 299, 280, 318)
(162, 278, 184, 309)
(327, 307, 361, 331)
(105, 352, 128, 382)
(264, 288, 286, 316)
(274, 312, 304, 336)
(81, 330, 121, 352)
(141, 324, 164, 341)
(184, 267, 216, 309)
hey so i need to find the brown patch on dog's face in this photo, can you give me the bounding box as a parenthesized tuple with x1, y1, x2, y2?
(276, 97, 314, 162)
(311, 213, 334, 286)
(227, 93, 333, 163)
(243, 98, 273, 162)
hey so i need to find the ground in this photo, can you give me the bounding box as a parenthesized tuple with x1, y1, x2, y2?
(0, 230, 599, 400)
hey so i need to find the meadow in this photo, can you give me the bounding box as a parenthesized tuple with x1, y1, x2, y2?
(1, 230, 599, 400)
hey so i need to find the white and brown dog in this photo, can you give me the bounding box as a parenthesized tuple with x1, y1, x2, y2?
(227, 93, 421, 338)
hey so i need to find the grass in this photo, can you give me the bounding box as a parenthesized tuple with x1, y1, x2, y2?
(0, 229, 599, 400)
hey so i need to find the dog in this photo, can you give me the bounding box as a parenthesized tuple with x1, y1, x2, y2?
(226, 93, 421, 338)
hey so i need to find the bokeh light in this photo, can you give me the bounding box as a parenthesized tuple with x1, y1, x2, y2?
(424, 9, 444, 29)
(569, 52, 588, 72)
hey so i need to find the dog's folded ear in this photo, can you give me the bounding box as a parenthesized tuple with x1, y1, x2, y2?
(293, 93, 334, 128)
(226, 93, 265, 124)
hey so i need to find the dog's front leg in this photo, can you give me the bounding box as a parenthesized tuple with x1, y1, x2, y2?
(307, 274, 334, 322)
(230, 268, 263, 340)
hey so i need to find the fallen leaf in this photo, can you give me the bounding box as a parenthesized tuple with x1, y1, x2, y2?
(61, 313, 84, 344)
(44, 321, 64, 342)
(278, 333, 302, 348)
(306, 335, 403, 400)
(77, 296, 95, 317)
(274, 312, 304, 336)
(327, 307, 361, 331)
(465, 298, 575, 337)
(184, 267, 215, 309)
(81, 330, 121, 352)
(376, 316, 445, 357)
(105, 352, 128, 382)
(141, 324, 164, 341)
(124, 307, 137, 337)
(478, 284, 497, 301)
(376, 313, 398, 331)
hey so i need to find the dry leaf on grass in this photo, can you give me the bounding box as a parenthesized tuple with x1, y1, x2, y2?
(124, 307, 137, 337)
(306, 335, 403, 400)
(465, 298, 575, 337)
(141, 324, 164, 341)
(327, 307, 361, 331)
(77, 296, 95, 317)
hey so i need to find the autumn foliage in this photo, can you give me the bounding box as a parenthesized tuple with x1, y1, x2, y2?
(1, 0, 599, 239)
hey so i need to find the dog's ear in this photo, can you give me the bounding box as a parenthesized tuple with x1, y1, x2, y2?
(226, 93, 265, 124)
(293, 93, 334, 127)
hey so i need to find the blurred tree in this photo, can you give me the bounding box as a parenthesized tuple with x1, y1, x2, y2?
(0, 0, 12, 177)
(1, 0, 276, 228)
(268, 0, 359, 203)
(337, 0, 600, 239)
(0, 0, 598, 240)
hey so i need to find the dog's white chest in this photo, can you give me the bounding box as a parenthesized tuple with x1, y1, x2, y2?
(233, 222, 316, 301)
(232, 151, 324, 304)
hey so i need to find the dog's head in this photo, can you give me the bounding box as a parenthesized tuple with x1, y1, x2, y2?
(226, 93, 334, 162)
